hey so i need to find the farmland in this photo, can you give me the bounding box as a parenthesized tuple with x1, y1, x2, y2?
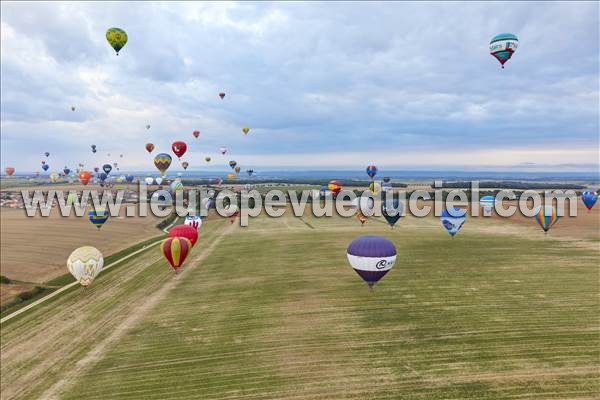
(1, 205, 598, 399)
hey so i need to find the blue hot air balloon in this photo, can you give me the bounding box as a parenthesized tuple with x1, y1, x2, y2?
(102, 164, 112, 174)
(89, 207, 109, 230)
(346, 236, 397, 288)
(480, 195, 497, 214)
(63, 167, 71, 176)
(582, 190, 598, 211)
(125, 175, 135, 183)
(42, 164, 49, 172)
(99, 172, 108, 182)
(366, 165, 378, 179)
(441, 207, 467, 237)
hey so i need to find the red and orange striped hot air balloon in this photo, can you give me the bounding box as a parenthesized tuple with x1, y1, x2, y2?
(161, 237, 192, 273)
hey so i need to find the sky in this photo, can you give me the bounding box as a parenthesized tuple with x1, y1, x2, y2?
(1, 1, 598, 173)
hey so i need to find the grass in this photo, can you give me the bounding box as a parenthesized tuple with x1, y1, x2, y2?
(1, 212, 599, 399)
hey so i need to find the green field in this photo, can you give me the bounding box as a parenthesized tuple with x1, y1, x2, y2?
(1, 210, 598, 399)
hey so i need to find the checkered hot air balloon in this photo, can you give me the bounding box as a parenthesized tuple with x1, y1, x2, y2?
(347, 236, 396, 288)
(161, 237, 192, 273)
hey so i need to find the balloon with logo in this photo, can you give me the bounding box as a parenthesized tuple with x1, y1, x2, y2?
(154, 153, 172, 177)
(382, 197, 404, 228)
(161, 237, 192, 273)
(145, 143, 155, 153)
(327, 180, 342, 198)
(489, 33, 518, 68)
(581, 190, 598, 211)
(234, 166, 241, 174)
(480, 195, 497, 214)
(169, 224, 198, 247)
(219, 92, 225, 99)
(347, 236, 396, 288)
(193, 130, 200, 139)
(366, 165, 377, 179)
(102, 164, 112, 174)
(89, 207, 109, 230)
(144, 177, 154, 185)
(49, 172, 60, 183)
(67, 246, 104, 288)
(4, 167, 15, 176)
(185, 215, 202, 231)
(441, 207, 467, 237)
(155, 177, 163, 185)
(171, 141, 187, 159)
(205, 156, 211, 162)
(220, 146, 227, 155)
(79, 171, 92, 185)
(534, 205, 559, 233)
(106, 27, 128, 55)
(242, 127, 250, 135)
(181, 161, 189, 170)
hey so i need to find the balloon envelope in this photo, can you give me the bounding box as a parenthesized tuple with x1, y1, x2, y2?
(582, 190, 598, 211)
(67, 246, 104, 287)
(171, 141, 187, 159)
(169, 224, 198, 247)
(534, 205, 559, 233)
(184, 215, 202, 230)
(347, 236, 396, 287)
(161, 237, 192, 272)
(145, 143, 155, 153)
(106, 27, 128, 55)
(382, 198, 404, 227)
(89, 207, 109, 230)
(489, 33, 518, 68)
(4, 167, 15, 176)
(154, 153, 172, 177)
(366, 165, 378, 179)
(441, 207, 467, 237)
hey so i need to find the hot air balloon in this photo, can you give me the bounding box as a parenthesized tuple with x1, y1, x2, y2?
(93, 167, 100, 173)
(383, 177, 391, 183)
(44, 152, 50, 157)
(347, 236, 396, 288)
(185, 215, 202, 230)
(242, 127, 250, 135)
(227, 173, 237, 181)
(79, 171, 92, 185)
(381, 182, 392, 192)
(146, 124, 151, 130)
(145, 143, 155, 153)
(369, 181, 382, 195)
(171, 141, 187, 159)
(4, 167, 15, 176)
(205, 156, 211, 162)
(219, 92, 225, 99)
(489, 33, 518, 68)
(154, 153, 172, 177)
(234, 166, 241, 174)
(49, 172, 60, 183)
(193, 130, 200, 139)
(67, 246, 104, 288)
(144, 177, 154, 185)
(98, 172, 108, 183)
(181, 161, 189, 170)
(71, 106, 76, 111)
(170, 180, 184, 193)
(169, 224, 198, 247)
(63, 167, 71, 175)
(42, 164, 50, 172)
(582, 190, 598, 211)
(125, 175, 134, 183)
(102, 164, 112, 174)
(220, 146, 227, 155)
(382, 198, 404, 228)
(161, 237, 192, 273)
(247, 169, 254, 177)
(229, 160, 237, 169)
(480, 195, 497, 214)
(357, 213, 368, 226)
(106, 27, 128, 55)
(366, 165, 377, 179)
(328, 180, 342, 198)
(90, 144, 97, 154)
(441, 207, 467, 237)
(89, 207, 109, 230)
(534, 205, 559, 233)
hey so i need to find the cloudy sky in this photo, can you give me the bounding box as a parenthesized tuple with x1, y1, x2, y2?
(1, 1, 598, 173)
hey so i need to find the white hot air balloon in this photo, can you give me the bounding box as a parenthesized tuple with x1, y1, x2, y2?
(49, 172, 60, 183)
(67, 246, 104, 287)
(145, 177, 154, 185)
(185, 215, 202, 230)
(155, 177, 163, 185)
(346, 236, 396, 288)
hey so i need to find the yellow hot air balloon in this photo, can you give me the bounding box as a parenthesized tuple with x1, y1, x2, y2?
(106, 27, 128, 55)
(369, 181, 382, 195)
(49, 172, 60, 183)
(242, 127, 250, 135)
(67, 246, 104, 287)
(227, 173, 237, 181)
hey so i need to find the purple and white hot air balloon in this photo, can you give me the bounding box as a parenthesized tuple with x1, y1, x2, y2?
(346, 236, 396, 288)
